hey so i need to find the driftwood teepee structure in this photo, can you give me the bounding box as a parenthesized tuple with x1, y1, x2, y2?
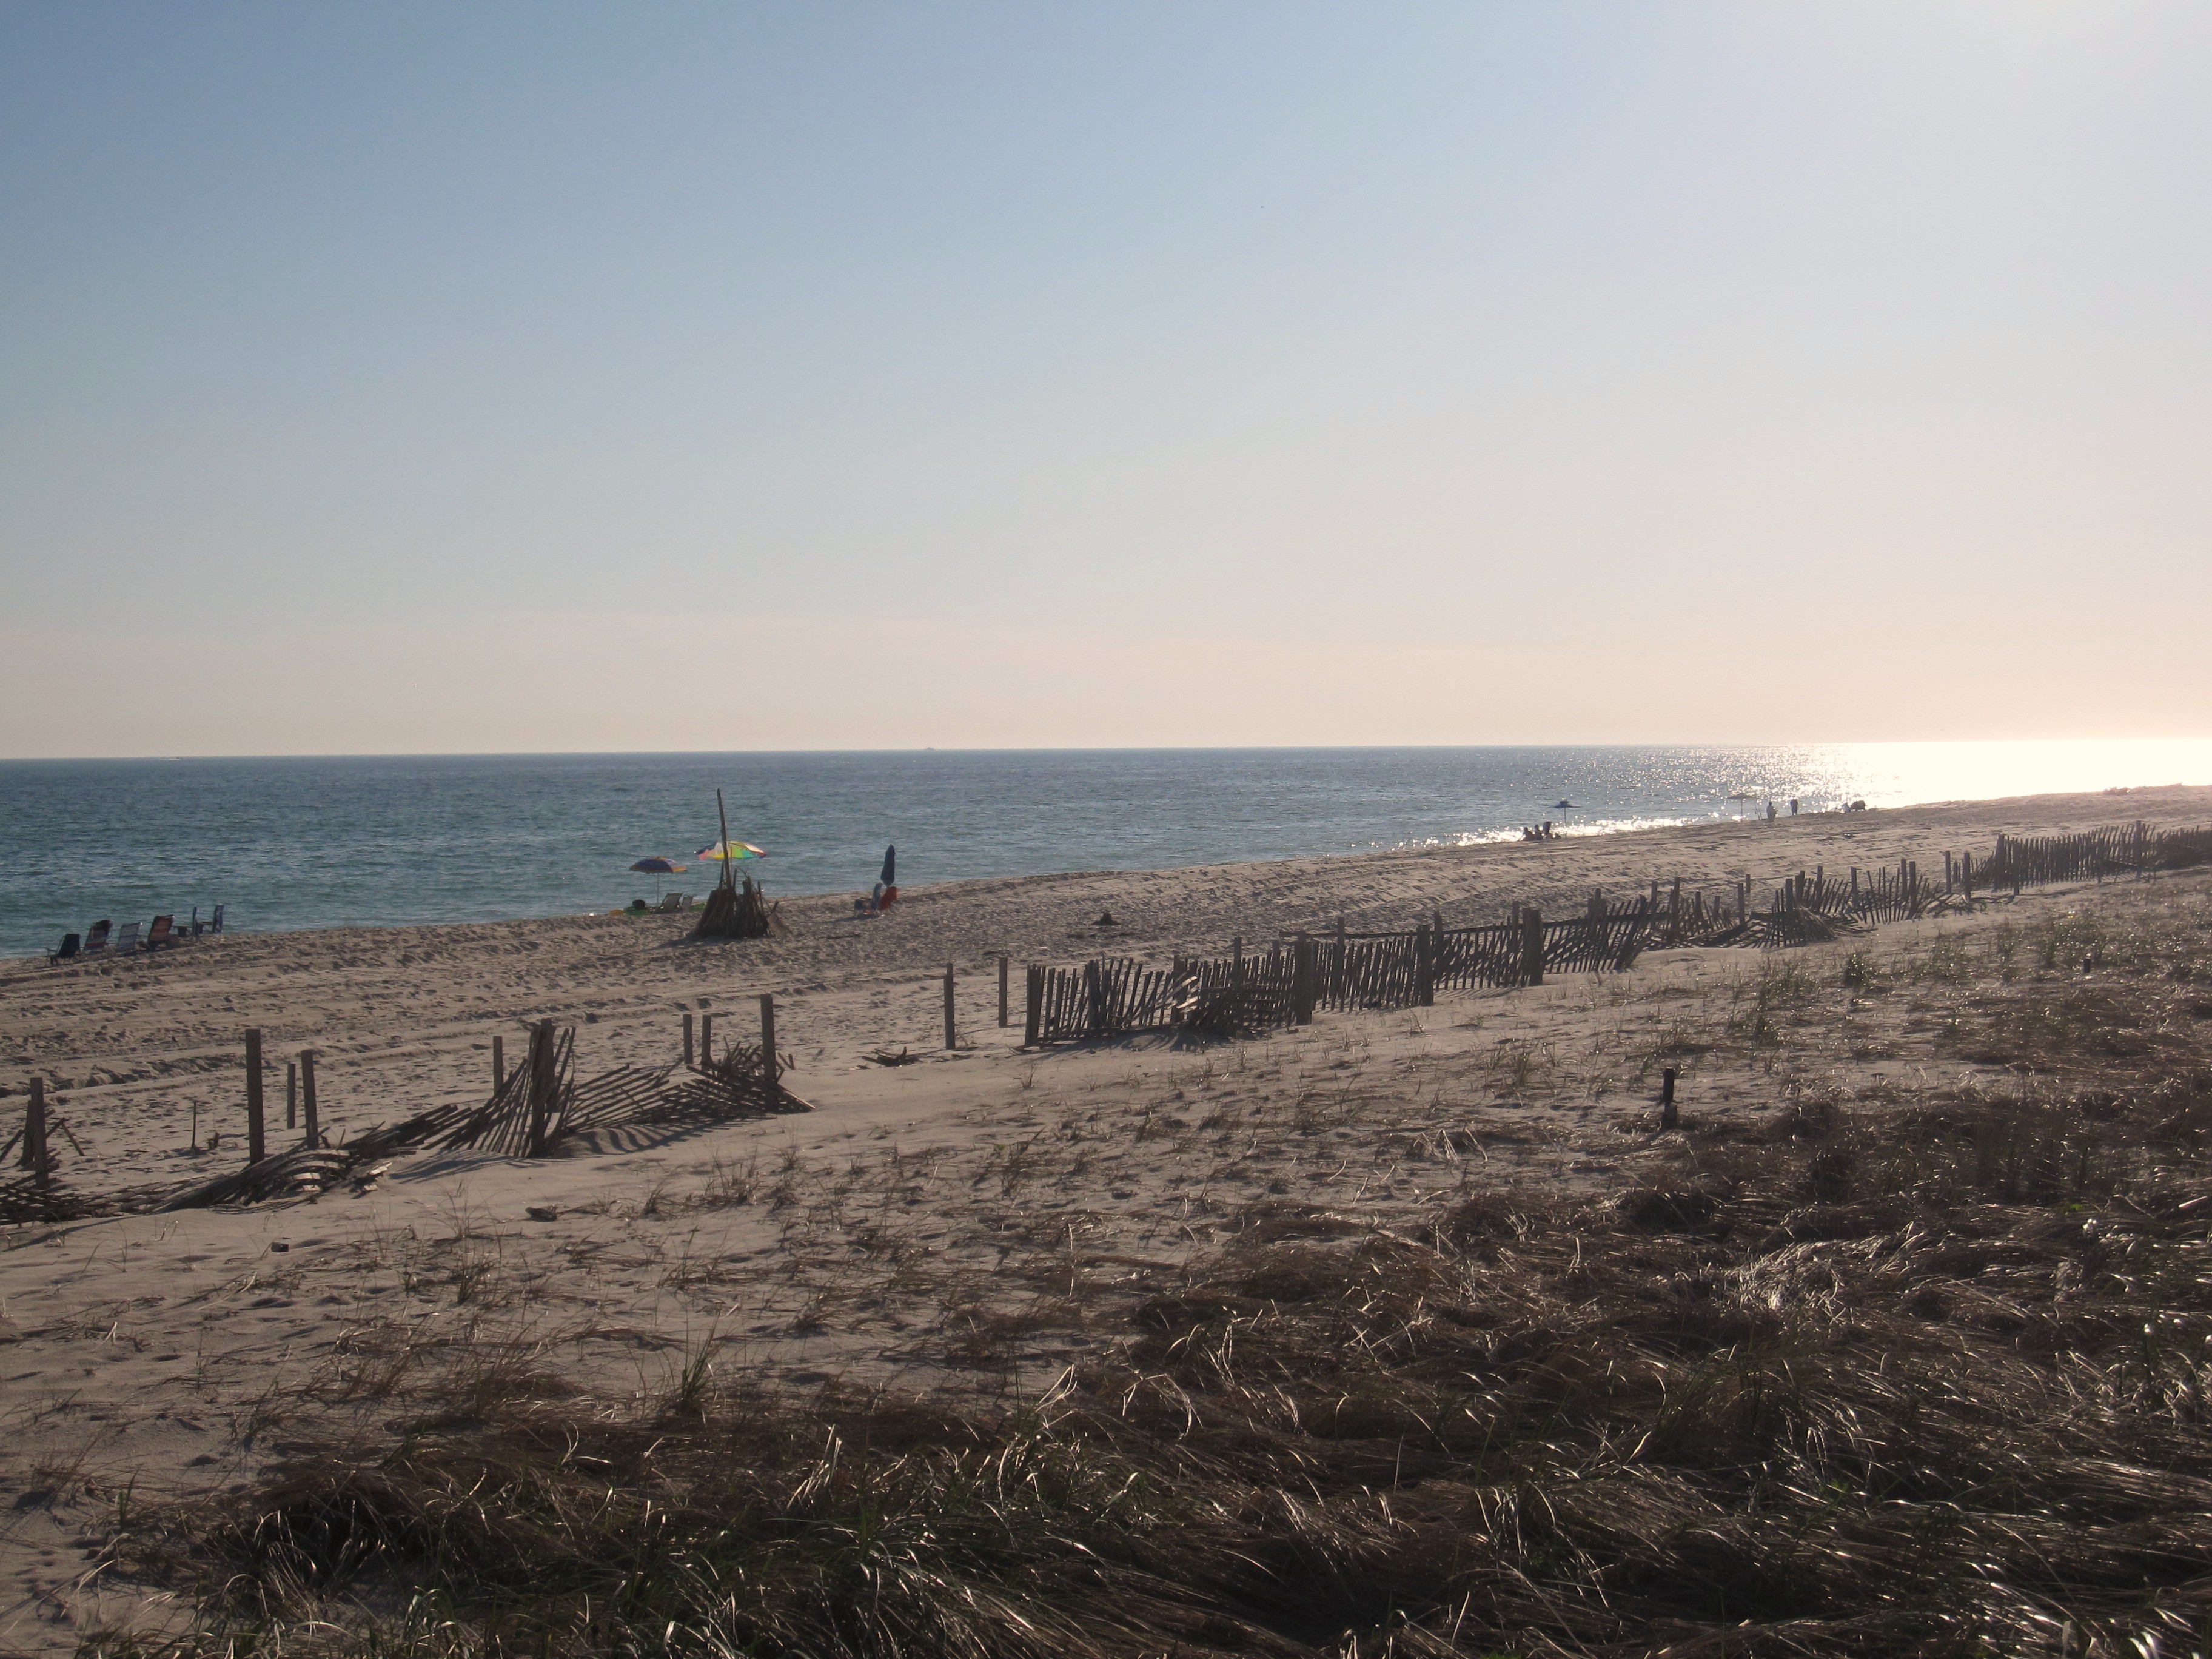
(692, 788, 783, 940)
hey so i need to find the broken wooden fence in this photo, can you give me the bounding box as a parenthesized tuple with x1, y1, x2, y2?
(1024, 903, 1653, 1045)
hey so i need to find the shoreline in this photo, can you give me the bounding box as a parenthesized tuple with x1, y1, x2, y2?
(3, 782, 2197, 965)
(5, 785, 2209, 1145)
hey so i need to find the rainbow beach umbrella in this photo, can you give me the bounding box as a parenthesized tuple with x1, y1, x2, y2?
(697, 840, 769, 862)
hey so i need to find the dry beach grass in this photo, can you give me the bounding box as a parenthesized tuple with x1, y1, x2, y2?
(4, 786, 2211, 1656)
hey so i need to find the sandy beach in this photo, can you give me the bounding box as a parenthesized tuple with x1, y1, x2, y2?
(4, 784, 2211, 1652)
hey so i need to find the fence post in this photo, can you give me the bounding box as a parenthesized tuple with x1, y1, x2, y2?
(943, 962, 957, 1050)
(759, 994, 778, 1100)
(244, 1028, 266, 1165)
(1024, 965, 1042, 1047)
(1414, 925, 1435, 1007)
(286, 1061, 298, 1130)
(1084, 960, 1105, 1037)
(526, 1021, 554, 1157)
(301, 1050, 320, 1147)
(1521, 910, 1544, 987)
(493, 1033, 505, 1090)
(1293, 933, 1317, 1025)
(1332, 917, 1347, 1003)
(1660, 1068, 1678, 1132)
(701, 1013, 715, 1066)
(682, 1012, 694, 1068)
(998, 954, 1010, 1028)
(1960, 853, 1971, 908)
(24, 1076, 50, 1186)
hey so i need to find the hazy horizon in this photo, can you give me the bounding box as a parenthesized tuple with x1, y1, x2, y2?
(5, 4, 2208, 757)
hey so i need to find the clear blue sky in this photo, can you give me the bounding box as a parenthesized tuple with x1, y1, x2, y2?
(3, 3, 2207, 754)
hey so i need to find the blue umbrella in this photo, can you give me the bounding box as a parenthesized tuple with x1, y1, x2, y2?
(880, 845, 896, 886)
(631, 856, 685, 873)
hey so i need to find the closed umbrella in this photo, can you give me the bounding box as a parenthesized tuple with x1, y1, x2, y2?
(880, 845, 896, 886)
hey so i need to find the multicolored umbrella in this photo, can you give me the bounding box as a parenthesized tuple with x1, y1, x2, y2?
(697, 840, 769, 862)
(630, 857, 685, 874)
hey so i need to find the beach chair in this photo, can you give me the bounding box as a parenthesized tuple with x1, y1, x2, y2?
(82, 920, 112, 955)
(114, 920, 142, 953)
(655, 892, 686, 914)
(207, 904, 226, 934)
(146, 915, 176, 948)
(48, 932, 81, 965)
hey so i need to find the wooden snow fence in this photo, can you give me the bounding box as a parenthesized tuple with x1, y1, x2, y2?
(1023, 904, 1654, 1046)
(435, 1024, 806, 1158)
(145, 1021, 809, 1214)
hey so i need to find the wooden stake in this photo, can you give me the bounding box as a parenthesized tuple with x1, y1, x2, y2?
(1521, 909, 1544, 987)
(759, 994, 778, 1098)
(943, 962, 957, 1050)
(997, 955, 1010, 1028)
(24, 1076, 49, 1185)
(1660, 1068, 1678, 1132)
(701, 1013, 714, 1066)
(300, 1049, 319, 1147)
(493, 1034, 505, 1091)
(286, 1061, 298, 1130)
(1024, 964, 1041, 1047)
(683, 1012, 695, 1068)
(244, 1028, 266, 1165)
(526, 1021, 554, 1157)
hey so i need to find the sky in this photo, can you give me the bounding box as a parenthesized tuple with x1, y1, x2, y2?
(2, 2, 2207, 757)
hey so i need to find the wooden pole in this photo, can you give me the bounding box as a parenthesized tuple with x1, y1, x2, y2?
(760, 999, 779, 1106)
(997, 954, 1010, 1028)
(493, 1034, 505, 1091)
(1521, 909, 1544, 987)
(1024, 964, 1041, 1047)
(1660, 1068, 1678, 1132)
(700, 1013, 715, 1067)
(526, 1021, 554, 1157)
(943, 962, 957, 1050)
(286, 1061, 298, 1130)
(300, 1049, 319, 1147)
(244, 1028, 266, 1165)
(759, 993, 778, 1099)
(715, 789, 736, 893)
(24, 1076, 49, 1185)
(683, 1012, 695, 1068)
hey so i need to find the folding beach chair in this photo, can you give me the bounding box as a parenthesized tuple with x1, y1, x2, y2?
(114, 920, 142, 952)
(146, 915, 177, 948)
(48, 932, 81, 965)
(82, 920, 112, 955)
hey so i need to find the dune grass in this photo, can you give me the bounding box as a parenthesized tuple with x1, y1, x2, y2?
(90, 882, 2212, 1658)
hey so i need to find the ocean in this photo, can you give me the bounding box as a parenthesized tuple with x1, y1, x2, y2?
(2, 740, 2207, 958)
